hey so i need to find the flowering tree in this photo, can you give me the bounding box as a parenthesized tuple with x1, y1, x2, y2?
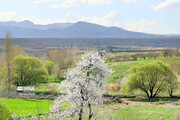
(49, 51, 112, 120)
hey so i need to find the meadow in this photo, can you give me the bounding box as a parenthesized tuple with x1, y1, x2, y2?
(0, 97, 53, 117)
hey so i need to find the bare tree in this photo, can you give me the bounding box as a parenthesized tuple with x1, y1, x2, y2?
(49, 49, 74, 80)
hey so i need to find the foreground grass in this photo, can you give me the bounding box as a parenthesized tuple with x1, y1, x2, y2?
(112, 105, 180, 120)
(0, 97, 179, 120)
(99, 98, 180, 120)
(0, 97, 53, 117)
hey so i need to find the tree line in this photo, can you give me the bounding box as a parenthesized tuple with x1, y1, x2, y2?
(106, 50, 180, 62)
(0, 32, 77, 92)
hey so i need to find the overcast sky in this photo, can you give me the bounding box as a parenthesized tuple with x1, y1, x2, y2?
(0, 0, 180, 34)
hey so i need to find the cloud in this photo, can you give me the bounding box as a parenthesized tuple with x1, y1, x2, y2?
(0, 11, 65, 24)
(88, 0, 136, 5)
(33, 0, 59, 4)
(125, 20, 156, 33)
(51, 0, 86, 8)
(0, 11, 122, 26)
(51, 0, 136, 8)
(155, 0, 180, 10)
(64, 11, 123, 27)
(0, 12, 24, 21)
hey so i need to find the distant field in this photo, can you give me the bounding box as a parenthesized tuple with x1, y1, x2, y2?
(0, 38, 179, 55)
(0, 97, 53, 117)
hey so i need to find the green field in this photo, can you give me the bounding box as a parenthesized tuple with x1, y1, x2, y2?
(0, 97, 53, 117)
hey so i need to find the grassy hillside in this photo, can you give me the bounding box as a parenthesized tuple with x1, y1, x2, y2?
(107, 59, 156, 83)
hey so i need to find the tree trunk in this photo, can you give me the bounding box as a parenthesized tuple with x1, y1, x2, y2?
(168, 88, 174, 97)
(88, 104, 93, 120)
(145, 91, 150, 98)
(79, 103, 83, 120)
(8, 65, 11, 97)
(150, 89, 153, 98)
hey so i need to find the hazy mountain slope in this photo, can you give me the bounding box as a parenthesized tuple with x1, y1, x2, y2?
(0, 20, 164, 38)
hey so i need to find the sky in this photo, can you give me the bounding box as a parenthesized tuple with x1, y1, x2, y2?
(0, 0, 180, 34)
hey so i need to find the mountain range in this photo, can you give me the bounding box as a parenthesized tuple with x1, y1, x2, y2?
(0, 20, 172, 38)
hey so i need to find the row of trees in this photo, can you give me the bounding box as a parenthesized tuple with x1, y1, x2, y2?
(107, 52, 160, 62)
(107, 50, 180, 62)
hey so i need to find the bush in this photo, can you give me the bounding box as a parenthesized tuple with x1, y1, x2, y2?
(0, 102, 13, 120)
(48, 76, 64, 83)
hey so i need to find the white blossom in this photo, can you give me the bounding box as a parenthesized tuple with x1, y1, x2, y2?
(49, 51, 112, 120)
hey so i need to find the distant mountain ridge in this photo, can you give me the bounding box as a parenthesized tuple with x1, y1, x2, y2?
(0, 20, 172, 38)
(0, 20, 73, 30)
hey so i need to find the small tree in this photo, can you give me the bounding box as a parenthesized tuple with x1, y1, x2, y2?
(44, 61, 54, 76)
(0, 102, 13, 120)
(122, 61, 177, 99)
(13, 55, 48, 86)
(5, 31, 13, 92)
(49, 51, 112, 120)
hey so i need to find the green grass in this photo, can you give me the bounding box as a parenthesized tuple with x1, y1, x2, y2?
(121, 97, 180, 102)
(112, 105, 180, 120)
(97, 100, 180, 120)
(48, 76, 65, 82)
(107, 57, 180, 83)
(0, 97, 53, 117)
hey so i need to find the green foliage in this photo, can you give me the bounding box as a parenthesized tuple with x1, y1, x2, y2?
(121, 61, 177, 98)
(0, 102, 13, 120)
(48, 76, 64, 82)
(44, 61, 54, 76)
(13, 55, 48, 86)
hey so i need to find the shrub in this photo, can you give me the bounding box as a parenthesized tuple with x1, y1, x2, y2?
(0, 102, 13, 120)
(106, 83, 120, 91)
